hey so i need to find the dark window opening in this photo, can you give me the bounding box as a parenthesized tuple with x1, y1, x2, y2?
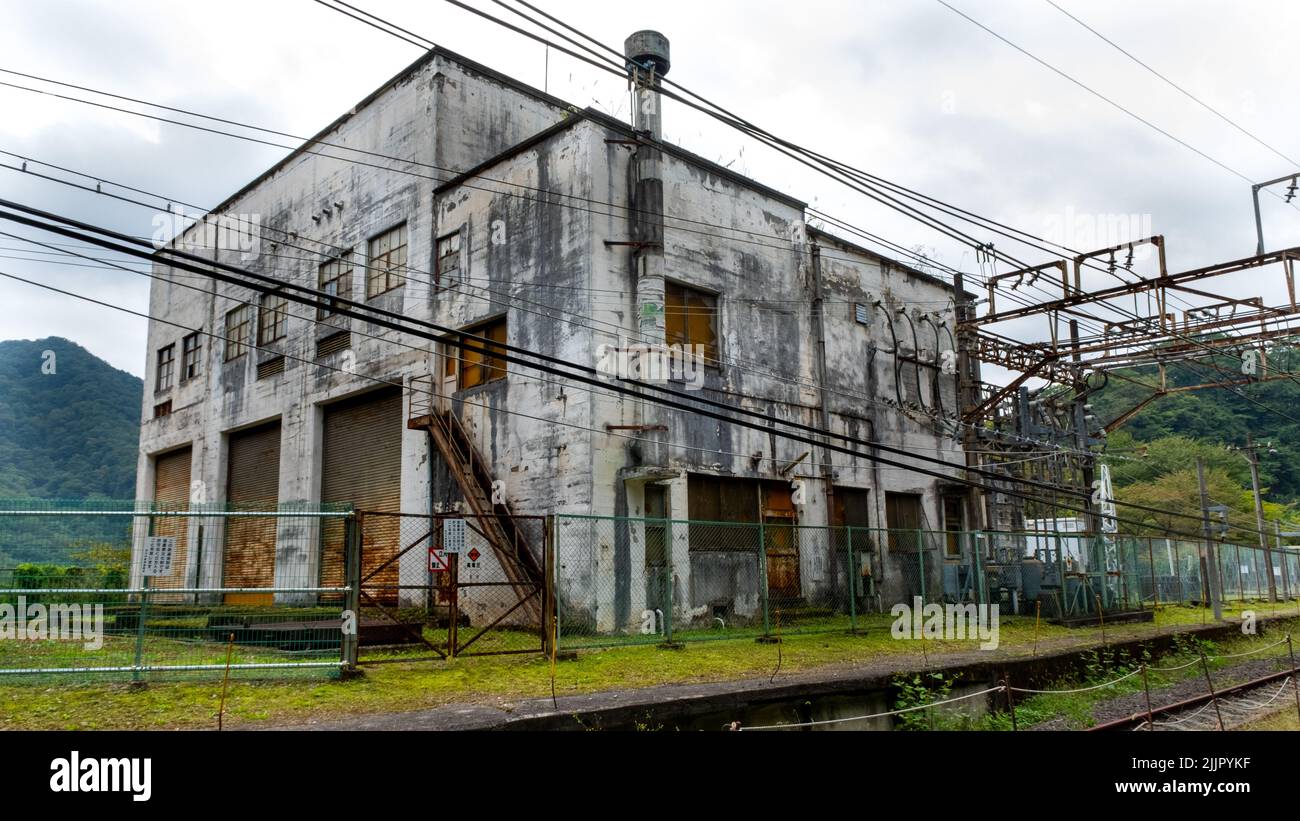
(181, 333, 202, 381)
(156, 344, 175, 392)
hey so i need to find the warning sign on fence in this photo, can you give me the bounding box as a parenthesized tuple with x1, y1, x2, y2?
(443, 518, 466, 554)
(429, 546, 449, 573)
(141, 536, 176, 577)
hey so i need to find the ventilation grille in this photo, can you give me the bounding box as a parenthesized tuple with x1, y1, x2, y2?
(316, 331, 351, 359)
(257, 356, 286, 380)
(153, 400, 172, 418)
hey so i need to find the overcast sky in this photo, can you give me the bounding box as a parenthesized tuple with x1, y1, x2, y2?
(1, 0, 1298, 380)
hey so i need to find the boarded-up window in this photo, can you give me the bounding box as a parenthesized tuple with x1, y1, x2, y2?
(665, 281, 718, 366)
(687, 475, 760, 553)
(319, 388, 403, 597)
(885, 492, 924, 552)
(833, 486, 873, 555)
(687, 475, 759, 524)
(367, 223, 407, 297)
(150, 446, 192, 593)
(458, 317, 507, 390)
(224, 421, 281, 605)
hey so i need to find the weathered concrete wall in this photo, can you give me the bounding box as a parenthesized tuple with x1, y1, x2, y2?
(134, 48, 970, 622)
(134, 52, 568, 589)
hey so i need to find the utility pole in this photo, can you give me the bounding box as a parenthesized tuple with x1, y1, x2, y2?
(1245, 434, 1278, 601)
(1252, 172, 1300, 255)
(953, 270, 989, 600)
(1198, 458, 1223, 621)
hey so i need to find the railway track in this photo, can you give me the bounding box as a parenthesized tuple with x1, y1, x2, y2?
(1090, 667, 1300, 731)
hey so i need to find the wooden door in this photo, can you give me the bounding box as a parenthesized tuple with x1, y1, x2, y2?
(762, 483, 800, 601)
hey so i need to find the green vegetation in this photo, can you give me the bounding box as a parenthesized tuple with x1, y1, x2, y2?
(0, 604, 1292, 730)
(0, 337, 141, 501)
(1094, 358, 1300, 530)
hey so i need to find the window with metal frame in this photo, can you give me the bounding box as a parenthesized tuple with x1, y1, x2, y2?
(665, 280, 719, 366)
(181, 332, 202, 381)
(224, 305, 250, 361)
(258, 292, 288, 344)
(318, 254, 352, 318)
(456, 316, 507, 390)
(367, 223, 407, 298)
(156, 344, 175, 391)
(436, 231, 462, 287)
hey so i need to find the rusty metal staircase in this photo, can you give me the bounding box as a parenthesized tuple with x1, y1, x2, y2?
(408, 375, 544, 604)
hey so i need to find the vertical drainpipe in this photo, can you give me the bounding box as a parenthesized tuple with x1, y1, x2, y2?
(625, 31, 671, 465)
(810, 242, 836, 522)
(811, 241, 840, 597)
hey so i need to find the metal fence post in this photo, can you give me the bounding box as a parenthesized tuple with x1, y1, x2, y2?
(916, 529, 925, 604)
(846, 526, 857, 633)
(343, 513, 361, 671)
(758, 518, 770, 637)
(1148, 538, 1158, 609)
(132, 511, 155, 684)
(663, 520, 675, 644)
(542, 514, 555, 656)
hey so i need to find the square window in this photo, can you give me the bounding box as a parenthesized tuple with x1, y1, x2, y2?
(367, 223, 407, 298)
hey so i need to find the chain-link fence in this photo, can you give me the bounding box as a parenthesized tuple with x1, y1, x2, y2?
(554, 515, 983, 649)
(0, 499, 353, 682)
(553, 515, 1300, 650)
(353, 511, 548, 661)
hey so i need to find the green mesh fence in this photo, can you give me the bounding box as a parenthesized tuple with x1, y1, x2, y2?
(552, 515, 1300, 650)
(0, 499, 355, 683)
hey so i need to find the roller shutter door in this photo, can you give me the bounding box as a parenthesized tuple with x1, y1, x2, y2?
(224, 421, 281, 605)
(320, 387, 403, 596)
(151, 446, 192, 593)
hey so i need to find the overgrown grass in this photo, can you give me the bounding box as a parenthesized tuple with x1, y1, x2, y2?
(1, 603, 1295, 730)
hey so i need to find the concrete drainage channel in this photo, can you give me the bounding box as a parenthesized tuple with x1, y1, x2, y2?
(492, 617, 1291, 732)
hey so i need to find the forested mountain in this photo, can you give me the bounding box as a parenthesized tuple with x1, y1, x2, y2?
(0, 337, 142, 500)
(1093, 351, 1300, 536)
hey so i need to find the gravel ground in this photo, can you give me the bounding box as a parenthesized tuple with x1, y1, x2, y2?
(1029, 655, 1296, 730)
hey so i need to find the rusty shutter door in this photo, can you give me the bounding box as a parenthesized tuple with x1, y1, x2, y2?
(320, 387, 403, 594)
(224, 421, 281, 605)
(151, 446, 192, 592)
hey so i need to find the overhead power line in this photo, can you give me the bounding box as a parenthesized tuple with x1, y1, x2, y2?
(934, 0, 1299, 202)
(0, 197, 1273, 542)
(1044, 0, 1300, 169)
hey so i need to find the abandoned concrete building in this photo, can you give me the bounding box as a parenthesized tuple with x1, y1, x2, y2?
(132, 33, 970, 631)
